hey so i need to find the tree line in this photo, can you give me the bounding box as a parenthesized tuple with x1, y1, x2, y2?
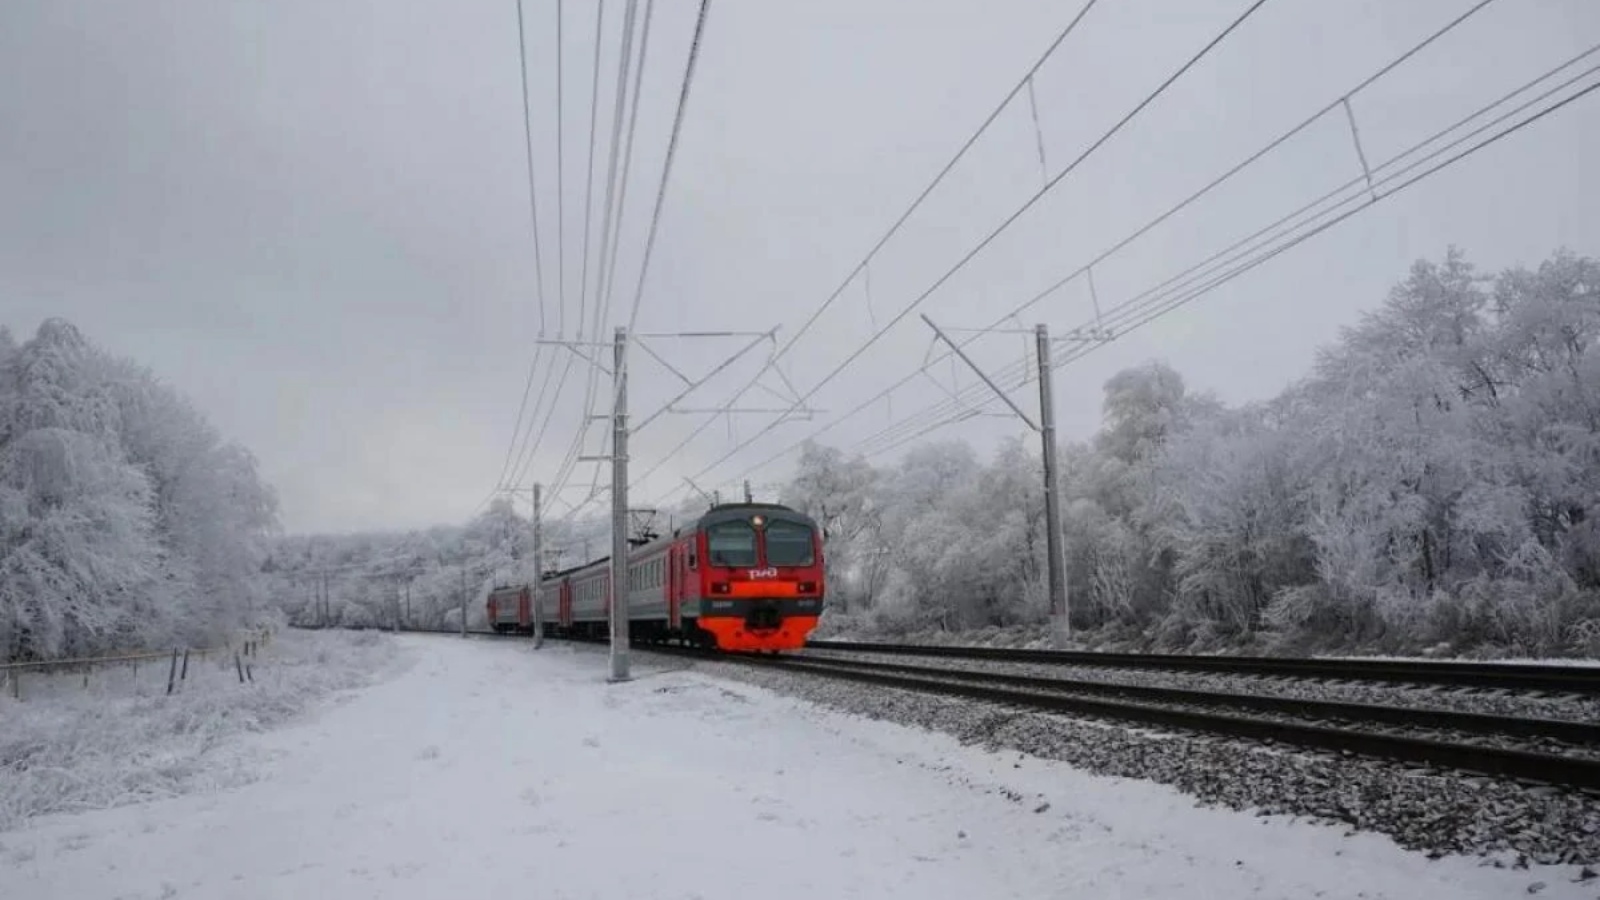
(9, 247, 1593, 661)
(785, 248, 1600, 657)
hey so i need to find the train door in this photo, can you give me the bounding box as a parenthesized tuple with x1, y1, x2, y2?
(676, 541, 696, 617)
(667, 545, 680, 629)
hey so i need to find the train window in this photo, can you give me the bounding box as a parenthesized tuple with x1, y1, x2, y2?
(764, 520, 815, 566)
(706, 521, 758, 567)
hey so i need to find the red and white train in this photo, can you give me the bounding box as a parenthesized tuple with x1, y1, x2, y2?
(486, 502, 825, 652)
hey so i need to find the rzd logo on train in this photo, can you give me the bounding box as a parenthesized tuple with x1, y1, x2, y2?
(747, 567, 778, 579)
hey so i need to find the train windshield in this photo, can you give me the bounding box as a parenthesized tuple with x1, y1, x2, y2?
(706, 521, 758, 567)
(763, 519, 814, 566)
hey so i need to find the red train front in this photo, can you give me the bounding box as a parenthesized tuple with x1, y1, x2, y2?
(683, 503, 825, 651)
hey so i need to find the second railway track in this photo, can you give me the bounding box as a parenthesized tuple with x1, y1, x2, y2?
(735, 652, 1600, 792)
(804, 639, 1600, 695)
(400, 628, 1600, 792)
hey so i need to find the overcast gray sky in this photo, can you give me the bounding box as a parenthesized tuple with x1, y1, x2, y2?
(3, 0, 1597, 534)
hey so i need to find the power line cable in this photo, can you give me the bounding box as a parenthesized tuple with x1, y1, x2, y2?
(626, 0, 1101, 487)
(560, 0, 643, 508)
(852, 33, 1598, 459)
(622, 0, 713, 336)
(548, 0, 616, 504)
(599, 0, 659, 331)
(487, 0, 564, 493)
(674, 0, 1511, 494)
(514, 0, 549, 336)
(578, 0, 607, 342)
(506, 344, 569, 485)
(682, 0, 1274, 487)
(851, 49, 1600, 461)
(558, 0, 567, 336)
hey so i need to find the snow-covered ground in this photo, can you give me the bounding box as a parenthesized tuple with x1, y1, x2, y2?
(0, 629, 403, 831)
(1, 634, 1590, 899)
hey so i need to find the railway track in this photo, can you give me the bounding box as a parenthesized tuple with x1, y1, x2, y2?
(396, 627, 1600, 791)
(804, 639, 1600, 695)
(741, 652, 1600, 791)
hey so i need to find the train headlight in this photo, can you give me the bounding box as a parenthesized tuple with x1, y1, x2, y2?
(751, 515, 765, 529)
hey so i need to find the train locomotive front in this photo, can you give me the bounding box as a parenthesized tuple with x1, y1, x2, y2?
(688, 503, 825, 651)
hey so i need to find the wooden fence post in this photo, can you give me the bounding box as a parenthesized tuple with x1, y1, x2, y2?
(166, 648, 179, 695)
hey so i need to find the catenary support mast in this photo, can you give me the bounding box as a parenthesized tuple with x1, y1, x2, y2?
(609, 326, 631, 681)
(532, 481, 545, 648)
(1036, 324, 1069, 647)
(920, 315, 1070, 647)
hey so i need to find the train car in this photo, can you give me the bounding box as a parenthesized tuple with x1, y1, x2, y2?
(485, 585, 530, 633)
(500, 502, 826, 652)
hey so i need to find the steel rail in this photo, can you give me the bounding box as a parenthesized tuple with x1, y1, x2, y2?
(748, 655, 1600, 792)
(775, 654, 1600, 747)
(804, 640, 1600, 694)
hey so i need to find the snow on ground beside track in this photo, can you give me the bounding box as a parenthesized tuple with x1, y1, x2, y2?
(0, 629, 411, 831)
(0, 635, 1590, 900)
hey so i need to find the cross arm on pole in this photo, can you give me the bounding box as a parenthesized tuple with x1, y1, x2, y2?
(563, 344, 613, 376)
(532, 338, 616, 375)
(920, 314, 1039, 432)
(633, 337, 694, 385)
(631, 328, 778, 433)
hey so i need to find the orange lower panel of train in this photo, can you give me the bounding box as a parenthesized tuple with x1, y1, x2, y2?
(695, 612, 820, 652)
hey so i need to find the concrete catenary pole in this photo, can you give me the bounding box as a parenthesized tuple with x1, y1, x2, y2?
(532, 481, 544, 649)
(609, 326, 631, 682)
(1036, 324, 1070, 648)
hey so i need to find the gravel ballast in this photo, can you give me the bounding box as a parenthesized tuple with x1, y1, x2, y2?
(801, 648, 1600, 723)
(665, 651, 1600, 868)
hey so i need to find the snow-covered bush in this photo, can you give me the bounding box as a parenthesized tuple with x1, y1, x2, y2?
(0, 628, 407, 830)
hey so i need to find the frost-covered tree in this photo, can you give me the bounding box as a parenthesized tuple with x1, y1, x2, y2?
(0, 319, 279, 661)
(780, 440, 882, 613)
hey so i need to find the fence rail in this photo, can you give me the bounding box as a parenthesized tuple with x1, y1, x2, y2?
(0, 649, 180, 673)
(0, 629, 273, 702)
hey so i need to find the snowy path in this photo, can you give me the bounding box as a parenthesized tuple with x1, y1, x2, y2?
(0, 635, 1585, 899)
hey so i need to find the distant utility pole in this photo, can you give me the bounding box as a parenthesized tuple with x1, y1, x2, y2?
(500, 484, 546, 649)
(609, 326, 631, 682)
(460, 566, 468, 638)
(922, 315, 1069, 647)
(532, 481, 544, 649)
